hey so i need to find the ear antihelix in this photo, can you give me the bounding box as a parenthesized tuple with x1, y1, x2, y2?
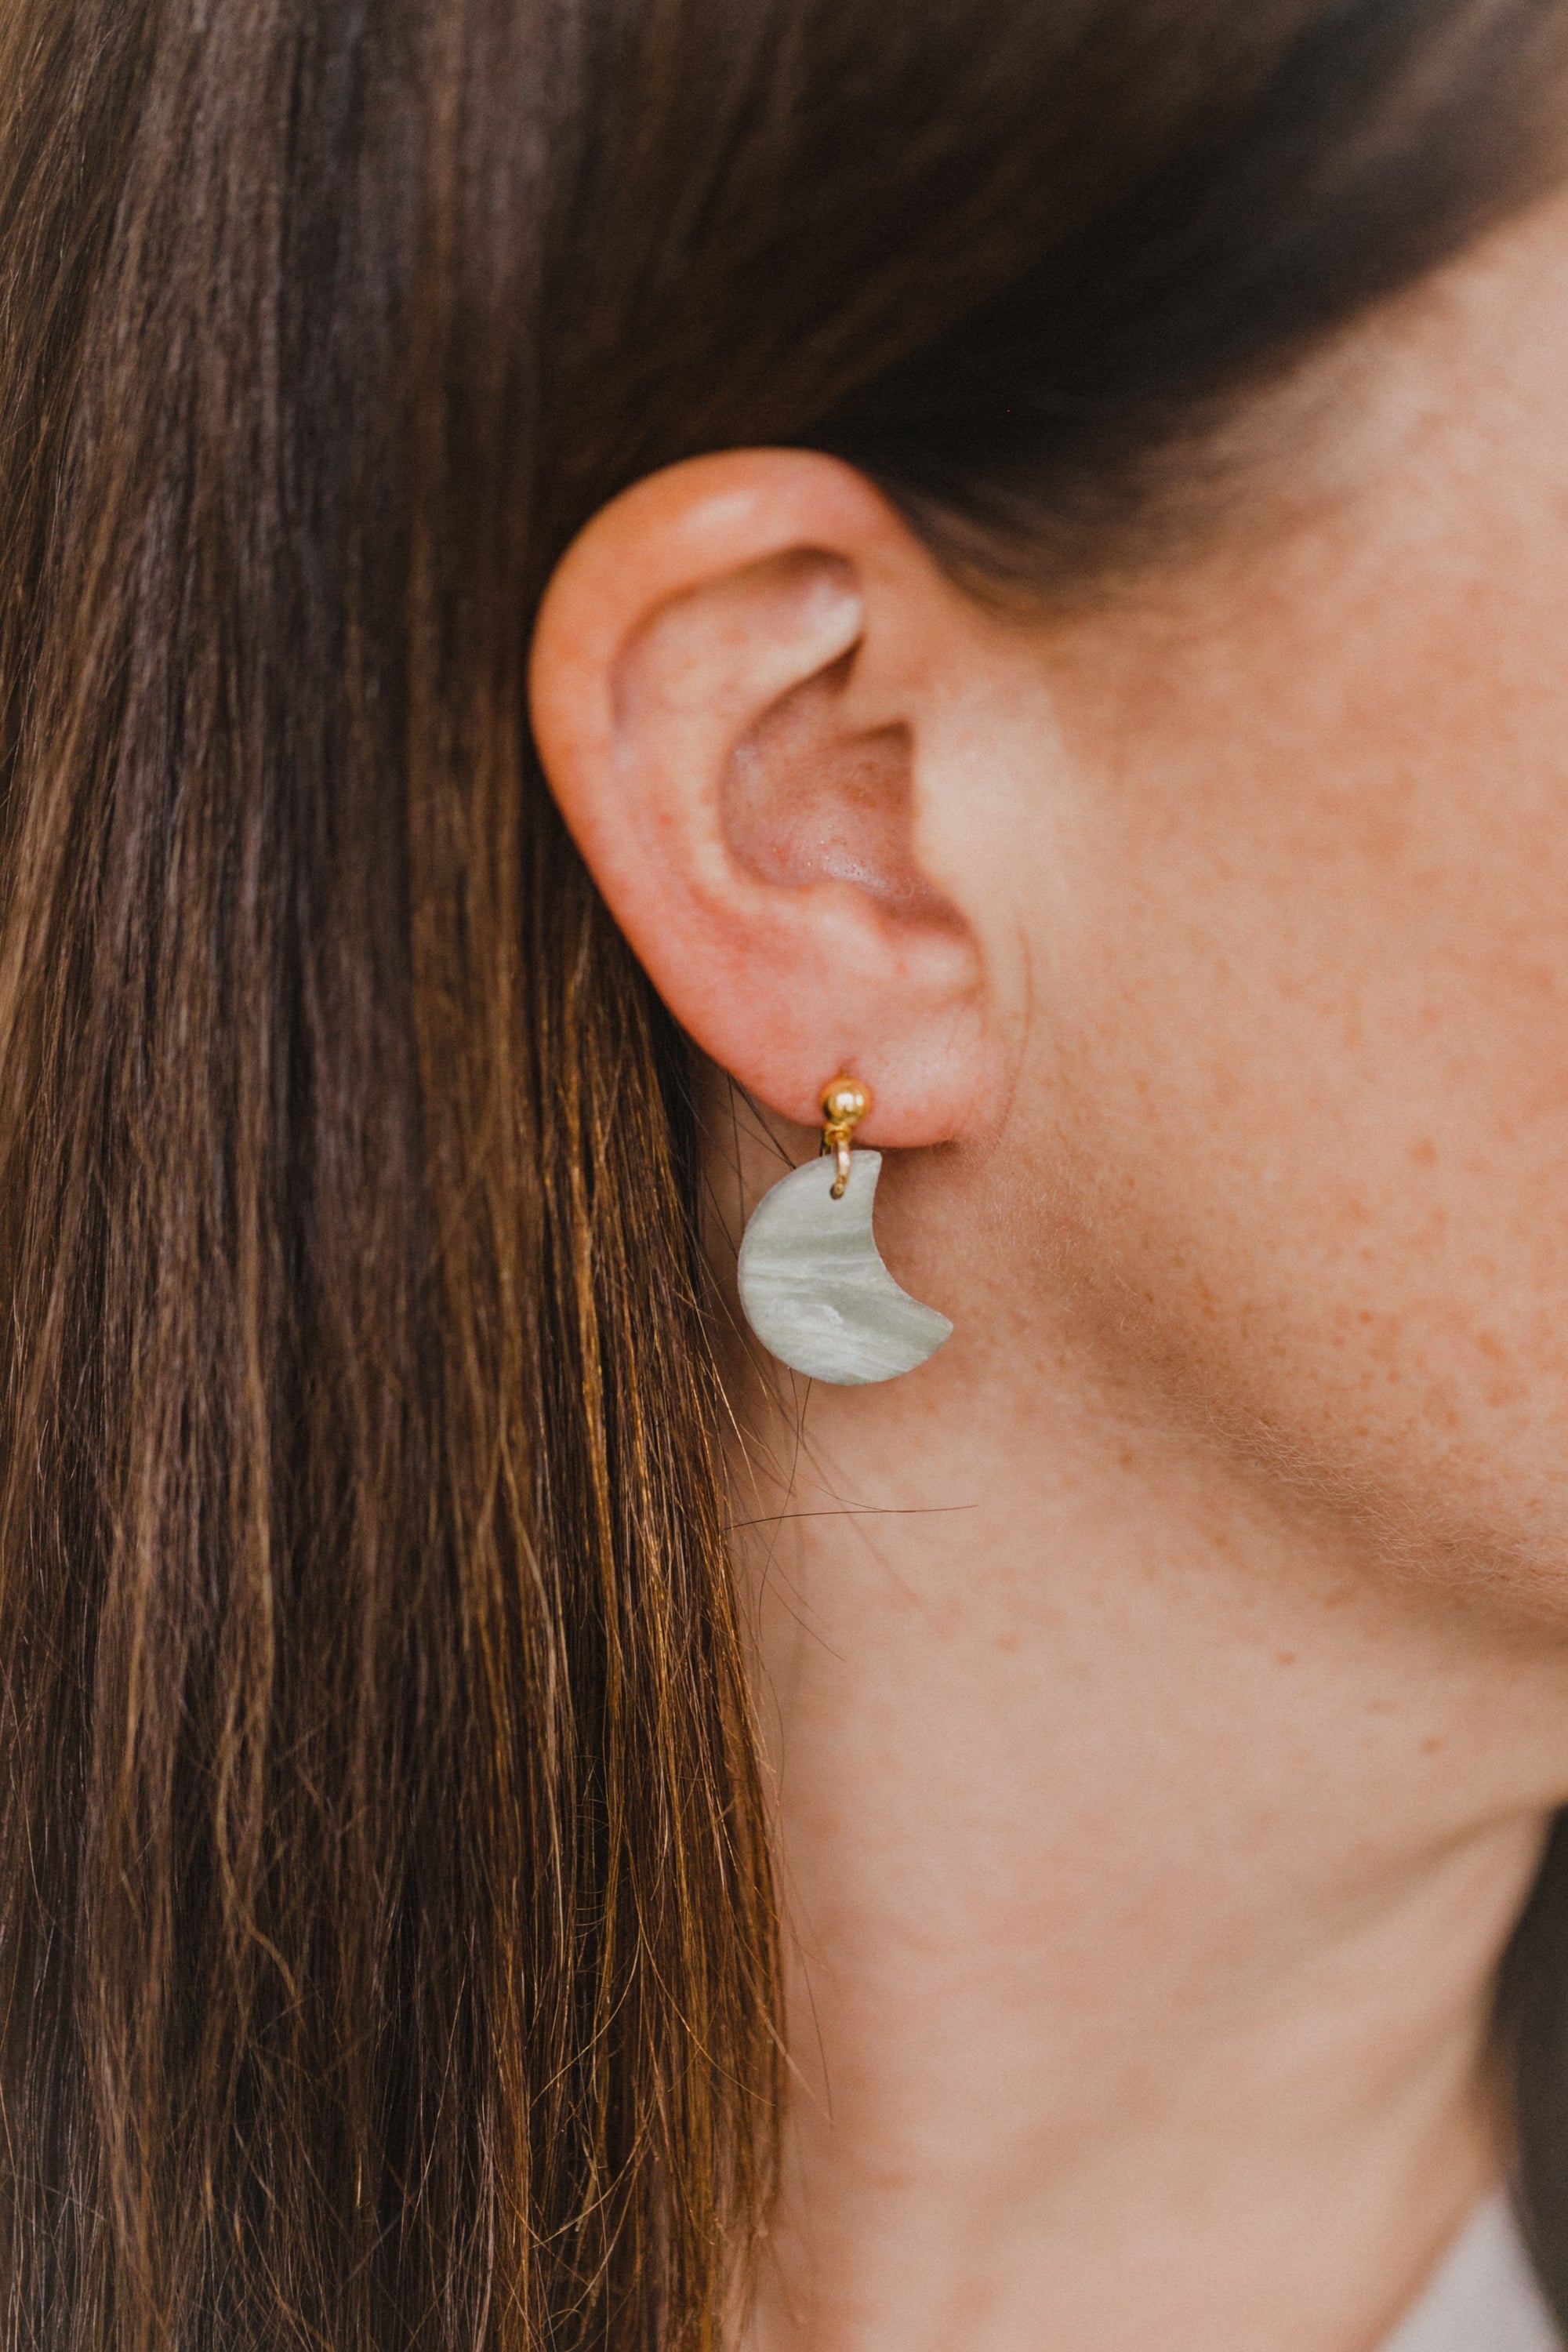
(736, 1076, 953, 1386)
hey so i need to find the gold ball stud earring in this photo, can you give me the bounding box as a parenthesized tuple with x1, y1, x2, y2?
(820, 1074, 870, 1199)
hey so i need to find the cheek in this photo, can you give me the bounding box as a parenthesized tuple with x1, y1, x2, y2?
(1029, 527, 1568, 1590)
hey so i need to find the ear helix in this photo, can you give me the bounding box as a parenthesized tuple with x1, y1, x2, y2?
(735, 1076, 953, 1386)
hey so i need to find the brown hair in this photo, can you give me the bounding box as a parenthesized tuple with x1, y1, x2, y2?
(2, 2, 1566, 2345)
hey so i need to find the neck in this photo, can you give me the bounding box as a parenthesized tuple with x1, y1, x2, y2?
(720, 1142, 1568, 2352)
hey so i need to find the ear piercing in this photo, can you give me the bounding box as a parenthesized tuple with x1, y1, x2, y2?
(735, 1073, 953, 1387)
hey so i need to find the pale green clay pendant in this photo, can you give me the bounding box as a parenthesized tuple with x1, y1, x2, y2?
(737, 1149, 953, 1386)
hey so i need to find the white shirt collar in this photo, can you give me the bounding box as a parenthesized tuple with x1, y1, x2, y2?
(1381, 2198, 1560, 2352)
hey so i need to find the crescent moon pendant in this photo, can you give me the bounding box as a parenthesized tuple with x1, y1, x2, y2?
(736, 1151, 953, 1386)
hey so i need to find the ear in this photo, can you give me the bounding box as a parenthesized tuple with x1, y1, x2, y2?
(528, 448, 1010, 1142)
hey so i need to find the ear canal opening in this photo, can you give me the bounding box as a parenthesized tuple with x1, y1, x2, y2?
(723, 648, 963, 927)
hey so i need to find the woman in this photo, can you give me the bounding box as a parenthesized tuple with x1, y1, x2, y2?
(3, 0, 1568, 2344)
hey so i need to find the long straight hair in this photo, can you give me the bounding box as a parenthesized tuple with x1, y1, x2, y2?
(1, 3, 1566, 2345)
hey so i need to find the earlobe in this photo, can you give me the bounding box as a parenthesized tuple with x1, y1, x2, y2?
(528, 448, 1002, 1142)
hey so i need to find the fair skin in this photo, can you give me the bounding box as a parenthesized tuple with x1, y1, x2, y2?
(530, 187, 1568, 2352)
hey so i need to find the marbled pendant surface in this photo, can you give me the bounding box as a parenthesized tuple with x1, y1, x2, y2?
(737, 1149, 953, 1386)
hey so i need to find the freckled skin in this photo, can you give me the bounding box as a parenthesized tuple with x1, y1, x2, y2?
(966, 191, 1568, 1610)
(709, 193, 1568, 2352)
